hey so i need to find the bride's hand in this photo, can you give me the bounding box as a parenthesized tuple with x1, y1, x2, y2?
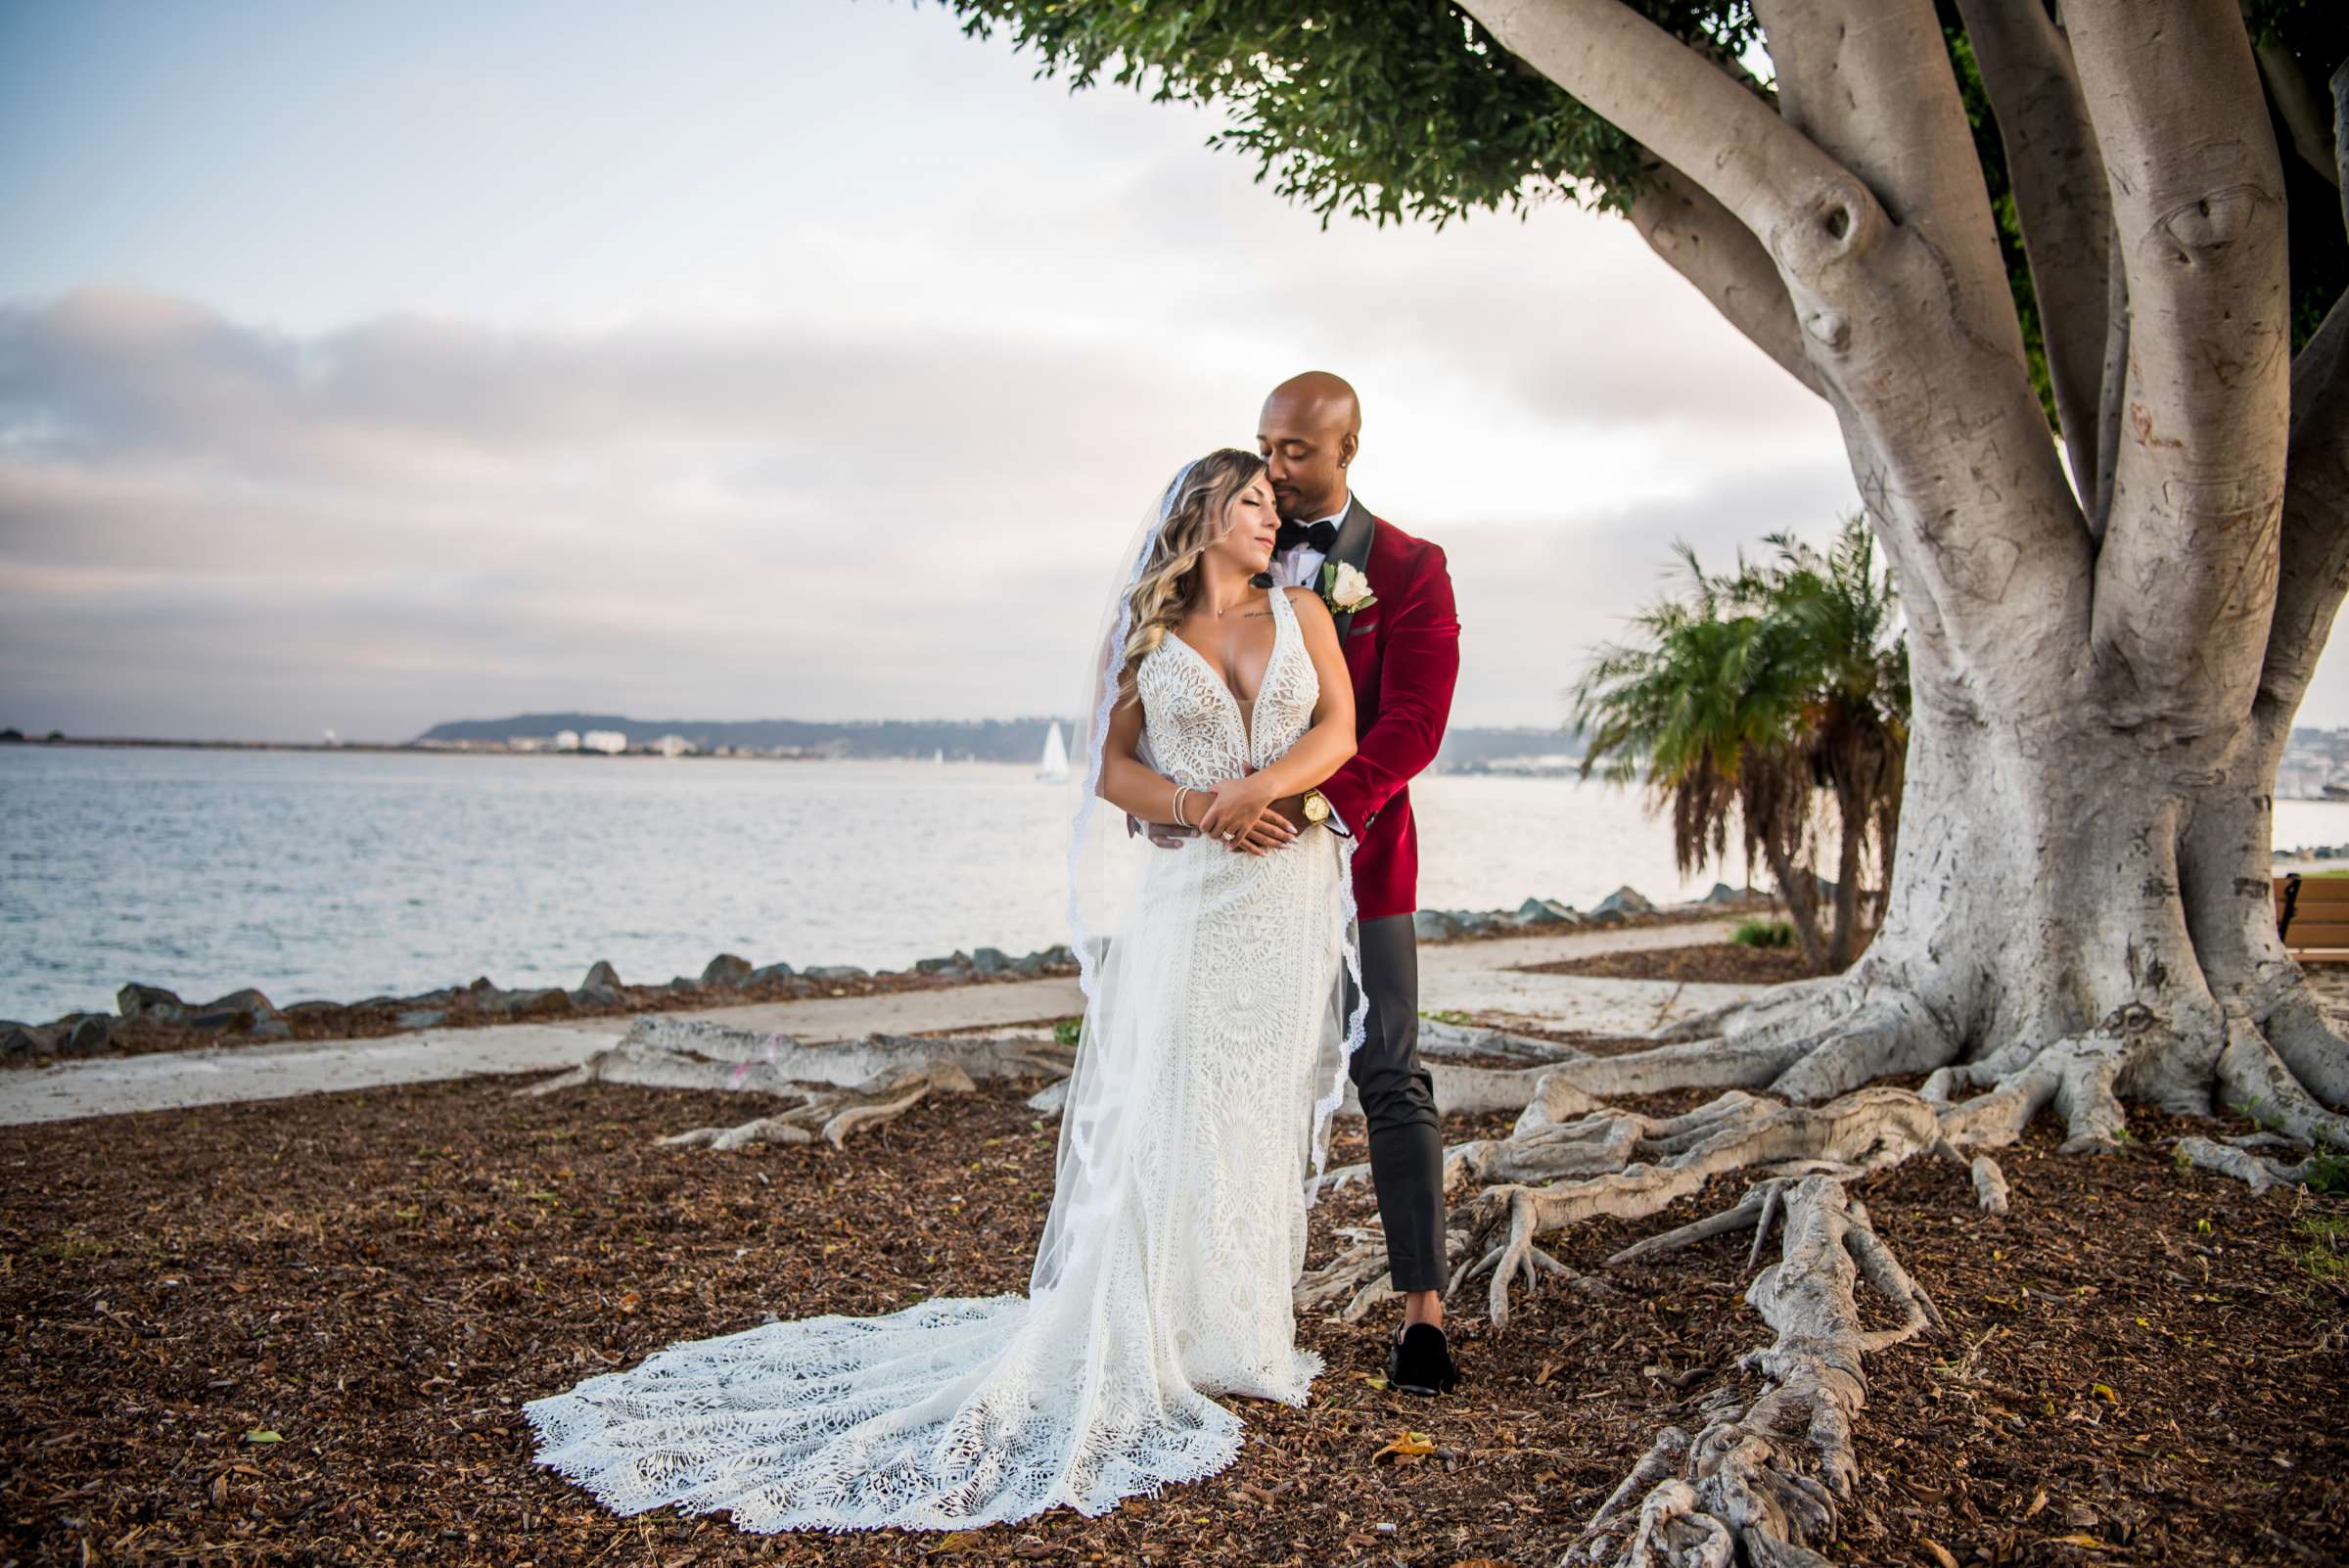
(1196, 772, 1278, 850)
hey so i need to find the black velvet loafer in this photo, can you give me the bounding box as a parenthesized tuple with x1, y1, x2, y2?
(1386, 1321, 1460, 1396)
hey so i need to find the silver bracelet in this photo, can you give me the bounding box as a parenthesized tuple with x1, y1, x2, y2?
(1172, 785, 1191, 828)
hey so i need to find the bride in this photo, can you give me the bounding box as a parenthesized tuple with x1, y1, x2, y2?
(525, 447, 1368, 1532)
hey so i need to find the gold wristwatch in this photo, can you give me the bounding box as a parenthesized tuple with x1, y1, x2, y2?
(1300, 788, 1331, 826)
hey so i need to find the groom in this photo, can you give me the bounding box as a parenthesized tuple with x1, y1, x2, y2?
(1145, 372, 1463, 1396)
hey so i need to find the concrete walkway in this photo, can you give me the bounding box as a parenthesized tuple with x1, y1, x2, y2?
(0, 1022, 623, 1128)
(0, 919, 1755, 1128)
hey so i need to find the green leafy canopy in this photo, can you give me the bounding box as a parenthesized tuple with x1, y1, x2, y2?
(937, 1, 1764, 227)
(936, 1, 2346, 427)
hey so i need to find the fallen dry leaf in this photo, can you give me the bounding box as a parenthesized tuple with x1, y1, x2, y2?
(1371, 1430, 1438, 1464)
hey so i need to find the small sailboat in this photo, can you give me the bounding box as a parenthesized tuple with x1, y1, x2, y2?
(1037, 720, 1071, 783)
(934, 748, 945, 765)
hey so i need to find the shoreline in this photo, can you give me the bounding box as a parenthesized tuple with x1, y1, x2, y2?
(17, 738, 2349, 815)
(0, 889, 1780, 1069)
(0, 736, 976, 761)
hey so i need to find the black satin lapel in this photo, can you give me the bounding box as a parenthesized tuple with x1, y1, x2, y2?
(1326, 498, 1376, 639)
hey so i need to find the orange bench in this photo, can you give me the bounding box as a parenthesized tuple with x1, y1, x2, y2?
(2276, 872, 2349, 962)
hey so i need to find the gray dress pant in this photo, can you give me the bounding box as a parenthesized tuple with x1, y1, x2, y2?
(1341, 911, 1447, 1292)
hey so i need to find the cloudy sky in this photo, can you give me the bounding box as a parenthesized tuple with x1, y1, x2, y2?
(4, 0, 2324, 743)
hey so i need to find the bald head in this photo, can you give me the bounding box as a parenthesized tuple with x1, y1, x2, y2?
(1256, 372, 1361, 524)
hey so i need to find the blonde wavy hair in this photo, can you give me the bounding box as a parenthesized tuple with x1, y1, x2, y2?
(1115, 448, 1268, 708)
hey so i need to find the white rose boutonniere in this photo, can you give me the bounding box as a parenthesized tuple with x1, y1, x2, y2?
(1319, 560, 1376, 618)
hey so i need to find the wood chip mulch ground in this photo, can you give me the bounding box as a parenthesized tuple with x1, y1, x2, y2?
(4, 1074, 2342, 1567)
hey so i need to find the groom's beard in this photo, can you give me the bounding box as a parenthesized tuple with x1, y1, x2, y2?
(1273, 489, 1342, 525)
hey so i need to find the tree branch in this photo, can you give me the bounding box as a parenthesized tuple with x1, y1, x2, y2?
(1953, 0, 2116, 503)
(1457, 0, 1886, 293)
(2067, 0, 2291, 732)
(2252, 28, 2342, 189)
(1626, 159, 1826, 399)
(1735, 0, 2091, 697)
(1754, 0, 2027, 368)
(1470, 0, 2092, 696)
(2260, 297, 2349, 730)
(2253, 65, 2349, 742)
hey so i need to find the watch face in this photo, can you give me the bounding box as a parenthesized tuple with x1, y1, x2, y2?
(1303, 792, 1329, 822)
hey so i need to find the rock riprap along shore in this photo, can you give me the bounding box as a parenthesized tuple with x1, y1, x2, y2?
(1410, 880, 1761, 941)
(0, 943, 1078, 1068)
(0, 883, 1773, 1067)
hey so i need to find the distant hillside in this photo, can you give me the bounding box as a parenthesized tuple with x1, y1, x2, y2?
(1438, 725, 1589, 772)
(413, 713, 1065, 762)
(413, 712, 1584, 769)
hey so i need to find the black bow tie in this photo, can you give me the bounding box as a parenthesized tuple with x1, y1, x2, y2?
(1276, 518, 1339, 553)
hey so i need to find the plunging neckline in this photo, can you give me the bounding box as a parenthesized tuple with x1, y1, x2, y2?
(1162, 588, 1288, 759)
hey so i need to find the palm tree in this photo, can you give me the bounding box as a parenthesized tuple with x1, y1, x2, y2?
(1570, 516, 1908, 972)
(1735, 523, 1910, 964)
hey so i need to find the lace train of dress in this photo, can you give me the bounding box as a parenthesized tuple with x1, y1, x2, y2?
(525, 585, 1359, 1532)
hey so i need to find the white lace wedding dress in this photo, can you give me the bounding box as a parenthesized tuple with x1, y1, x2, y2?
(525, 583, 1361, 1533)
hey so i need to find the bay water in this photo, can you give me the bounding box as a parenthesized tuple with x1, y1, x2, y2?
(6, 745, 2346, 1023)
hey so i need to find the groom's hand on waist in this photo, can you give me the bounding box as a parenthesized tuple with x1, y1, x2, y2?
(1128, 811, 1198, 851)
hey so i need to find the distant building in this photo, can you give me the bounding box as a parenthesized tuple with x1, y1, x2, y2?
(2279, 726, 2349, 800)
(508, 736, 548, 752)
(554, 730, 581, 752)
(1459, 753, 1585, 778)
(581, 729, 627, 755)
(654, 734, 696, 758)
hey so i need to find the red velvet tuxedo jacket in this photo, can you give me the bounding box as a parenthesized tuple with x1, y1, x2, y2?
(1312, 499, 1461, 923)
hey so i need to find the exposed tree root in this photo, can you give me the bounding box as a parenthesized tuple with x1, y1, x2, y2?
(1456, 1086, 1953, 1330)
(1425, 1061, 1596, 1117)
(1642, 971, 1858, 1045)
(1304, 966, 2348, 1558)
(1416, 1017, 1590, 1064)
(2215, 1014, 2349, 1151)
(1573, 1428, 1694, 1562)
(1302, 1082, 1978, 1329)
(660, 1061, 979, 1149)
(1305, 972, 2344, 1363)
(1349, 1029, 1750, 1118)
(2174, 1134, 2333, 1193)
(1933, 1138, 2010, 1217)
(1293, 1232, 1405, 1321)
(1547, 973, 1957, 1111)
(1766, 987, 1957, 1103)
(2242, 976, 2349, 1110)
(1927, 1029, 2142, 1154)
(524, 1015, 1073, 1148)
(1568, 1176, 1942, 1567)
(1505, 1033, 1822, 1101)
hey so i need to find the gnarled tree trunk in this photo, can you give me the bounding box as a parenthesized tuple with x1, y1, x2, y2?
(1316, 5, 2349, 1561)
(1444, 0, 2349, 1167)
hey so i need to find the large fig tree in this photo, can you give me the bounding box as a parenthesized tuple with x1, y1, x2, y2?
(935, 0, 2349, 1155)
(907, 2, 2349, 1560)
